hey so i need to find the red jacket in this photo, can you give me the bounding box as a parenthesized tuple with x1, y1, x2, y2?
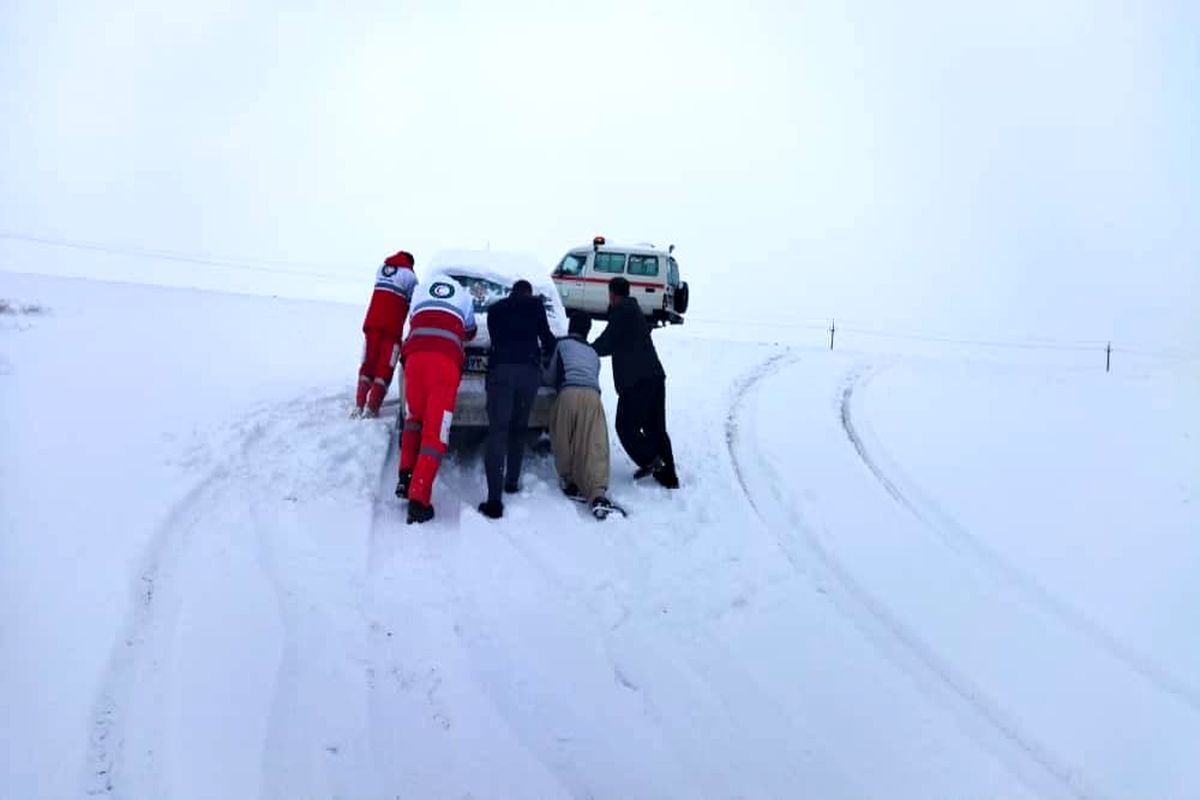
(402, 275, 478, 365)
(363, 255, 417, 335)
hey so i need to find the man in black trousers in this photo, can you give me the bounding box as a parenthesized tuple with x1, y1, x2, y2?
(592, 277, 679, 489)
(478, 279, 557, 519)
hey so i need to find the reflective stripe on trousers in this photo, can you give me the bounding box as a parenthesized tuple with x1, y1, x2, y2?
(409, 327, 464, 349)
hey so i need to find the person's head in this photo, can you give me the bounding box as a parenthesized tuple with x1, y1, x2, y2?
(568, 314, 592, 338)
(608, 276, 630, 306)
(511, 279, 533, 297)
(384, 250, 414, 269)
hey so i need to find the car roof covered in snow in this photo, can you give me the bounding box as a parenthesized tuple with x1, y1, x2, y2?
(427, 249, 568, 338)
(429, 249, 556, 295)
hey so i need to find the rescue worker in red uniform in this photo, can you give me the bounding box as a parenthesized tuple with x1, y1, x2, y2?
(394, 273, 477, 524)
(355, 250, 418, 417)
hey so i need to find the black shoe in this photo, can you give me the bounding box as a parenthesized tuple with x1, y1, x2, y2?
(590, 496, 616, 520)
(477, 500, 504, 520)
(633, 456, 664, 481)
(652, 465, 680, 489)
(406, 500, 434, 524)
(504, 481, 520, 495)
(395, 469, 412, 499)
(561, 482, 585, 502)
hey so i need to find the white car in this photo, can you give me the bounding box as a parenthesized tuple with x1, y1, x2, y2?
(396, 250, 568, 436)
(552, 237, 689, 325)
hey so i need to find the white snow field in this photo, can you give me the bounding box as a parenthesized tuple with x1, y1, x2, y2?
(2, 270, 1198, 799)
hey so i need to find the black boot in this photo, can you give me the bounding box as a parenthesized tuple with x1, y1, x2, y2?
(477, 500, 504, 520)
(652, 463, 680, 489)
(407, 500, 434, 525)
(561, 481, 585, 502)
(395, 469, 412, 499)
(633, 456, 664, 481)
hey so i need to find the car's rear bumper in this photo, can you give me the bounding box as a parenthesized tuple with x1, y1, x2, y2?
(452, 373, 557, 429)
(393, 372, 556, 430)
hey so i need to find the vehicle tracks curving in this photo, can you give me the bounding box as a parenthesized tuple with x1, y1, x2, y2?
(840, 368, 1200, 716)
(725, 353, 1100, 800)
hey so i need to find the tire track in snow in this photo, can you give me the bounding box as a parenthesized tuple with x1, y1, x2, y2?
(83, 418, 269, 797)
(362, 391, 805, 797)
(726, 354, 1100, 800)
(364, 399, 404, 584)
(237, 397, 390, 800)
(84, 392, 386, 798)
(840, 368, 1200, 716)
(362, 447, 589, 799)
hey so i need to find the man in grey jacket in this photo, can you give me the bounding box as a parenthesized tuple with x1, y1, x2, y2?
(543, 315, 618, 519)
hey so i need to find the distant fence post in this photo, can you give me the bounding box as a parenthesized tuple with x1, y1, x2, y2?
(829, 319, 836, 351)
(1106, 342, 1112, 373)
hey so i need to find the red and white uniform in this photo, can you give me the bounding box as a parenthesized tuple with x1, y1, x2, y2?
(357, 252, 418, 413)
(399, 275, 478, 506)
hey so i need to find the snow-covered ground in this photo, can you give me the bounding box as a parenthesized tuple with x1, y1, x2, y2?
(2, 270, 1198, 799)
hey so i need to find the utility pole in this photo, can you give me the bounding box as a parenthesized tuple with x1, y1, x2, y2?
(1106, 341, 1112, 373)
(829, 319, 836, 351)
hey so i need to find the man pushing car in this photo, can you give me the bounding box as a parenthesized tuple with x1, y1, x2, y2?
(353, 250, 417, 418)
(395, 273, 477, 524)
(592, 276, 679, 489)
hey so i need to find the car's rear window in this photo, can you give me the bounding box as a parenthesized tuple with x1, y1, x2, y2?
(628, 254, 659, 277)
(448, 273, 560, 321)
(448, 274, 509, 311)
(595, 252, 626, 274)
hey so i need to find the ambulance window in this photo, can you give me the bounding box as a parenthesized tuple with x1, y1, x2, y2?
(595, 252, 627, 274)
(628, 255, 660, 276)
(556, 253, 587, 275)
(668, 257, 680, 286)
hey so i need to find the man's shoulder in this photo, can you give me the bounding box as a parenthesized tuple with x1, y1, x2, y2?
(519, 294, 546, 313)
(496, 294, 545, 320)
(489, 296, 515, 315)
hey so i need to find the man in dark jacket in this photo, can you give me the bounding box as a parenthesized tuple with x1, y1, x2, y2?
(478, 279, 557, 519)
(591, 277, 679, 489)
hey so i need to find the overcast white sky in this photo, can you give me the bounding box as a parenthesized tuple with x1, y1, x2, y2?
(2, 0, 1197, 348)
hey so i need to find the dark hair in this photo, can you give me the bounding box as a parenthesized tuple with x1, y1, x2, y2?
(568, 314, 592, 337)
(608, 276, 631, 298)
(512, 279, 533, 296)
